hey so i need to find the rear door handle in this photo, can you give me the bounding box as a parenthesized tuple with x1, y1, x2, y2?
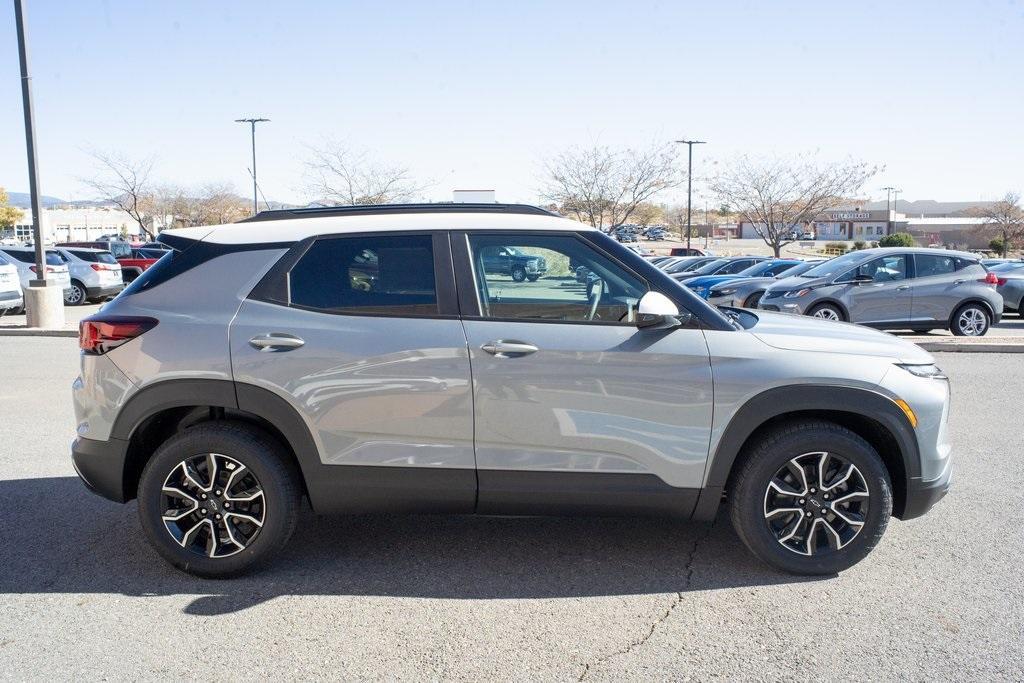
(249, 333, 305, 351)
(481, 340, 539, 357)
(953, 279, 966, 285)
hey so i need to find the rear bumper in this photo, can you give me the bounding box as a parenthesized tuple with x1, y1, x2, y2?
(71, 435, 129, 503)
(0, 290, 22, 309)
(900, 456, 952, 520)
(85, 282, 125, 299)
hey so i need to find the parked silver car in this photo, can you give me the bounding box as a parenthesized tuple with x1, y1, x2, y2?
(71, 204, 952, 578)
(0, 251, 23, 313)
(707, 260, 824, 309)
(53, 247, 125, 306)
(0, 246, 72, 302)
(994, 271, 1024, 317)
(759, 248, 1002, 336)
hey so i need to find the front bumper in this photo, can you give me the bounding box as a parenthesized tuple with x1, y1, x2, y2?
(901, 456, 952, 520)
(71, 435, 129, 503)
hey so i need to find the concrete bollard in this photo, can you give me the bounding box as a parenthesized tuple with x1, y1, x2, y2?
(24, 282, 66, 329)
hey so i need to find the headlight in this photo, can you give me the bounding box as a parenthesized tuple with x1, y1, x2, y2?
(783, 288, 812, 298)
(718, 288, 736, 296)
(896, 363, 947, 379)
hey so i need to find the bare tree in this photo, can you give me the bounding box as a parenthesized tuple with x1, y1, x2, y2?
(538, 142, 683, 229)
(970, 192, 1024, 257)
(80, 151, 156, 239)
(708, 154, 880, 256)
(303, 139, 428, 205)
(150, 182, 251, 229)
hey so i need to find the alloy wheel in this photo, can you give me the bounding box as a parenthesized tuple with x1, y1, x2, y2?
(763, 451, 869, 556)
(160, 453, 266, 558)
(65, 284, 85, 305)
(957, 307, 987, 336)
(811, 307, 841, 321)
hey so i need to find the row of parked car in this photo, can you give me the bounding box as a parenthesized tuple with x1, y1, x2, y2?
(648, 250, 1024, 336)
(0, 240, 169, 314)
(611, 224, 672, 242)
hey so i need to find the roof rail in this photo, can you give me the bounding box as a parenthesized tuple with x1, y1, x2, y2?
(237, 203, 557, 223)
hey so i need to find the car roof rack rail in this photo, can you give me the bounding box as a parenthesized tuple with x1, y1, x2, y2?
(237, 203, 557, 223)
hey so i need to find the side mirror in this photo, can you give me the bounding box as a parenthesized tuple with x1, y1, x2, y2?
(636, 291, 689, 330)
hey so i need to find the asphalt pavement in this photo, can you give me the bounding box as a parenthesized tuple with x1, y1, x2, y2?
(0, 338, 1021, 680)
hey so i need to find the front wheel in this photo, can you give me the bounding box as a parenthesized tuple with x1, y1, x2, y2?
(743, 291, 764, 308)
(137, 422, 301, 578)
(511, 266, 527, 282)
(728, 421, 892, 575)
(808, 303, 844, 322)
(950, 303, 990, 336)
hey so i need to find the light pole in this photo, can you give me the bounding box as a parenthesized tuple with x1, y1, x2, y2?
(674, 139, 705, 250)
(883, 186, 896, 235)
(15, 0, 63, 328)
(235, 117, 270, 215)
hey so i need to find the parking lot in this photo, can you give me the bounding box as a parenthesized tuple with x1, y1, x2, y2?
(0, 337, 1021, 680)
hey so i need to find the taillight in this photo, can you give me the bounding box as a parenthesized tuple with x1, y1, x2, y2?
(79, 316, 157, 355)
(982, 272, 999, 285)
(89, 263, 117, 271)
(28, 265, 55, 274)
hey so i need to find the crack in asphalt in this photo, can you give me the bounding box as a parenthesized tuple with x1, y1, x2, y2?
(577, 521, 716, 681)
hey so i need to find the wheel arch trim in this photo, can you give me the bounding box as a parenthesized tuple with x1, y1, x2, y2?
(693, 384, 919, 520)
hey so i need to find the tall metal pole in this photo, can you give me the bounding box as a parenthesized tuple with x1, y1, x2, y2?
(674, 140, 705, 251)
(883, 186, 895, 235)
(891, 188, 902, 234)
(14, 0, 45, 284)
(235, 117, 269, 215)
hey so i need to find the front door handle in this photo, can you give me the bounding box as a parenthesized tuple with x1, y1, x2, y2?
(481, 340, 539, 357)
(896, 285, 910, 291)
(249, 333, 305, 351)
(953, 279, 966, 285)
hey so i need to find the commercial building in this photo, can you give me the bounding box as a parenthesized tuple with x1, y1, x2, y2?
(2, 205, 142, 243)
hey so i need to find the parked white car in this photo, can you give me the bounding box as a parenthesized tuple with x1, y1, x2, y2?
(0, 246, 72, 303)
(0, 251, 23, 314)
(53, 247, 125, 305)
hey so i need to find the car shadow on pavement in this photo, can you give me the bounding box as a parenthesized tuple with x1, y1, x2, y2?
(0, 477, 825, 615)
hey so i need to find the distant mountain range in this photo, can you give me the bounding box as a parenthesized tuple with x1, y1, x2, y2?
(5, 192, 70, 208)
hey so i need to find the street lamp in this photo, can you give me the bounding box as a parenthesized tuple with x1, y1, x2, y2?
(235, 117, 270, 215)
(674, 139, 705, 250)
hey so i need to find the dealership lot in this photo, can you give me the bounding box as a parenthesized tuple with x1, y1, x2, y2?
(0, 338, 1021, 680)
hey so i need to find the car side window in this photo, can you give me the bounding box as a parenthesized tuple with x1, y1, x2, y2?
(954, 258, 986, 277)
(288, 234, 438, 316)
(841, 255, 907, 283)
(915, 254, 956, 278)
(467, 234, 648, 323)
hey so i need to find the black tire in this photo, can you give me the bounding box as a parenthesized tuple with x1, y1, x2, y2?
(949, 302, 990, 336)
(807, 303, 845, 322)
(743, 291, 765, 309)
(728, 420, 892, 575)
(137, 422, 302, 578)
(526, 274, 540, 282)
(511, 266, 527, 282)
(65, 280, 87, 306)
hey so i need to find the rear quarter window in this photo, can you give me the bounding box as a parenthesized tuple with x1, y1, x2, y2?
(955, 258, 986, 276)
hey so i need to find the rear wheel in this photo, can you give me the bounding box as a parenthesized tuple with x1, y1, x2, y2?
(526, 274, 540, 282)
(137, 422, 301, 578)
(728, 421, 892, 575)
(950, 303, 990, 336)
(808, 303, 844, 321)
(65, 280, 87, 306)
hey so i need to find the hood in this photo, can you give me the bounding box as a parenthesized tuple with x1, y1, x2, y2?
(713, 275, 775, 292)
(767, 274, 831, 293)
(749, 310, 933, 364)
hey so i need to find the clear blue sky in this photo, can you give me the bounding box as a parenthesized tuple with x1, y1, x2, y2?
(1, 0, 1021, 206)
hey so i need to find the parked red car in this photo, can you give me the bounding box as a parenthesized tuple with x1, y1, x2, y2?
(57, 241, 164, 282)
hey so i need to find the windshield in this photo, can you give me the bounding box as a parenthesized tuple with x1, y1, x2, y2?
(691, 259, 730, 275)
(737, 260, 793, 277)
(800, 251, 871, 278)
(779, 261, 823, 278)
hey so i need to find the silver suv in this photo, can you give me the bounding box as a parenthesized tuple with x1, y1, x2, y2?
(759, 247, 1002, 336)
(71, 204, 953, 578)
